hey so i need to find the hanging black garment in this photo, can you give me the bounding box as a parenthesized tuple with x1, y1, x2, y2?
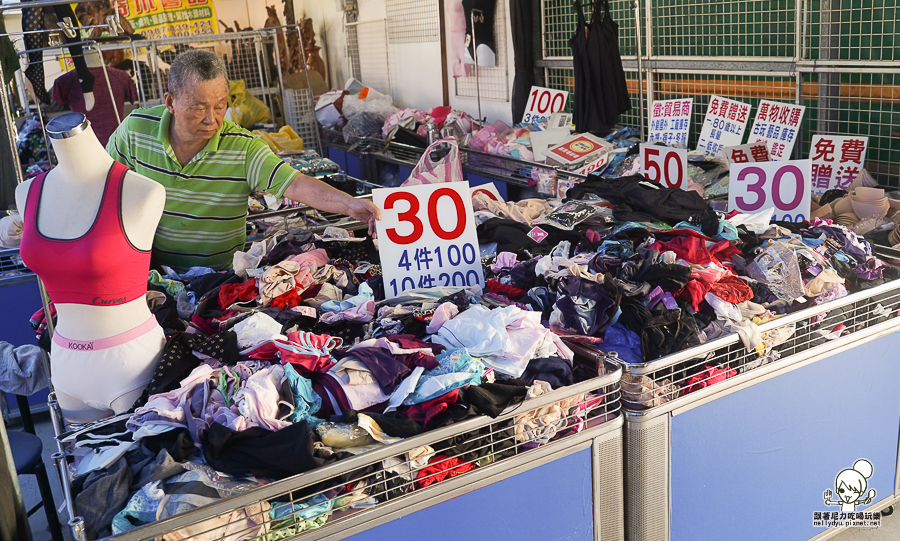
(596, 2, 631, 120)
(569, 2, 602, 132)
(510, 0, 535, 121)
(568, 0, 631, 132)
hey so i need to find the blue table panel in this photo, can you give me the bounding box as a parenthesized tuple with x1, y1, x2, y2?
(346, 153, 363, 180)
(325, 147, 348, 172)
(1, 278, 50, 411)
(670, 331, 900, 541)
(397, 165, 414, 183)
(349, 447, 594, 541)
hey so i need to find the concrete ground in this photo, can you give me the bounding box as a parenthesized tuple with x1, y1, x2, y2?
(7, 413, 900, 541)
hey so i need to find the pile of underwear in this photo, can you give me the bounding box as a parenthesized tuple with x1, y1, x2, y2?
(54, 173, 900, 540)
(475, 174, 900, 407)
(63, 230, 612, 540)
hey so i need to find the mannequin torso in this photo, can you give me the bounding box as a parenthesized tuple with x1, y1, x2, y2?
(15, 123, 165, 340)
(17, 114, 168, 421)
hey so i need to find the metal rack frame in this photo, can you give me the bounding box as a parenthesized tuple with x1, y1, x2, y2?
(606, 267, 900, 541)
(52, 354, 624, 541)
(538, 0, 900, 186)
(321, 134, 589, 195)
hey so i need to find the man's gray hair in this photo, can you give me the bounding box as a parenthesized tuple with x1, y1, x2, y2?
(167, 49, 227, 96)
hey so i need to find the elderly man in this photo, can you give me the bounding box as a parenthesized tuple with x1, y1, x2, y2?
(107, 49, 380, 271)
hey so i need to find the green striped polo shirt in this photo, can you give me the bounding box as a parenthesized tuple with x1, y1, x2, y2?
(107, 105, 298, 271)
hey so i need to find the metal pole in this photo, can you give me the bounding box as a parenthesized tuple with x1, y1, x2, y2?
(149, 45, 165, 104)
(470, 10, 482, 123)
(0, 58, 23, 186)
(33, 88, 53, 166)
(632, 0, 645, 139)
(252, 34, 272, 116)
(131, 42, 146, 106)
(271, 28, 285, 125)
(295, 24, 322, 153)
(47, 394, 66, 453)
(89, 43, 122, 123)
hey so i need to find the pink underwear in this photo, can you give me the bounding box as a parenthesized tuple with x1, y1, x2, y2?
(52, 317, 159, 351)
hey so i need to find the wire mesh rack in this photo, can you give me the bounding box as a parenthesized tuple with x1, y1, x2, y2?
(649, 0, 798, 59)
(798, 68, 900, 187)
(608, 276, 900, 413)
(283, 87, 319, 153)
(360, 139, 590, 192)
(385, 0, 441, 44)
(454, 0, 510, 102)
(538, 0, 900, 186)
(59, 354, 621, 541)
(319, 127, 352, 151)
(0, 247, 33, 285)
(541, 0, 640, 60)
(462, 147, 576, 188)
(544, 66, 645, 134)
(804, 0, 900, 62)
(648, 71, 798, 153)
(345, 20, 392, 99)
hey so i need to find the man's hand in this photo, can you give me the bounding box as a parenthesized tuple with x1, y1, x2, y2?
(347, 198, 382, 237)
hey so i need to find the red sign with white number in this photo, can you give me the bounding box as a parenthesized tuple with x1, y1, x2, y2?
(374, 182, 484, 298)
(522, 86, 569, 124)
(640, 144, 689, 190)
(728, 160, 812, 222)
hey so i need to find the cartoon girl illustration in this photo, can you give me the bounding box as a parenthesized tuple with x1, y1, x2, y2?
(824, 459, 876, 512)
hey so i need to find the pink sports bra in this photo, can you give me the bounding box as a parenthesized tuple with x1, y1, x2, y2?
(20, 161, 151, 306)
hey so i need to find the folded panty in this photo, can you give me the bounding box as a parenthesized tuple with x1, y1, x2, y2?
(218, 281, 259, 308)
(681, 366, 736, 396)
(486, 279, 527, 299)
(804, 268, 845, 297)
(258, 261, 302, 305)
(425, 302, 459, 333)
(709, 275, 753, 304)
(461, 379, 529, 418)
(278, 332, 343, 374)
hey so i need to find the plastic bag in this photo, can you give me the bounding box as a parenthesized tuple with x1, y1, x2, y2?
(341, 86, 397, 119)
(343, 112, 385, 144)
(401, 138, 464, 187)
(536, 201, 597, 230)
(254, 125, 304, 152)
(228, 80, 271, 128)
(316, 422, 376, 448)
(315, 90, 348, 128)
(745, 242, 804, 302)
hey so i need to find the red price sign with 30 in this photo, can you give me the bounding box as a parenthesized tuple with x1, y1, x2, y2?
(728, 160, 812, 222)
(522, 86, 568, 124)
(374, 182, 485, 297)
(640, 144, 688, 190)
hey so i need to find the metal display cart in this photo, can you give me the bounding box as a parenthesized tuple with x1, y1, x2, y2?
(605, 262, 900, 541)
(246, 176, 377, 243)
(320, 132, 590, 200)
(50, 349, 625, 541)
